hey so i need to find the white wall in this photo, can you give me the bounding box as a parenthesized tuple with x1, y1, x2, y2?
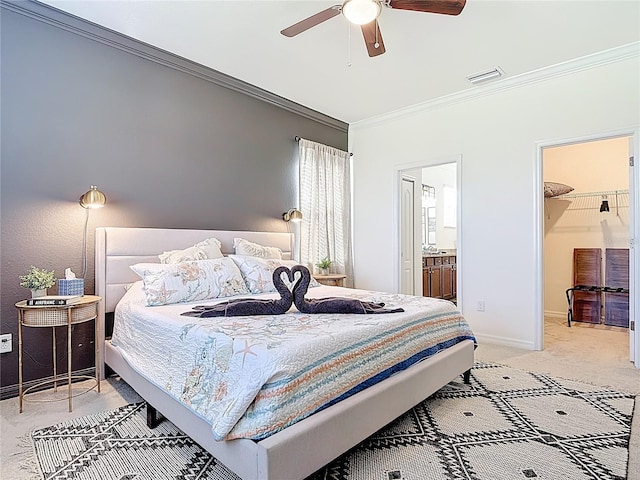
(350, 51, 639, 349)
(422, 163, 457, 250)
(544, 137, 630, 317)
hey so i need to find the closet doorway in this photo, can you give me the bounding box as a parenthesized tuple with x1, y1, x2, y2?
(541, 134, 638, 368)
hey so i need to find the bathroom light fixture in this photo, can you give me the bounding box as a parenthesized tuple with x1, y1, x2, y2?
(342, 0, 381, 25)
(600, 196, 610, 213)
(79, 185, 107, 209)
(283, 208, 303, 223)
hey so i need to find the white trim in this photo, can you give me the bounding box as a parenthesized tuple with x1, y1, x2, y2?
(353, 42, 640, 129)
(391, 173, 401, 293)
(474, 333, 535, 351)
(534, 139, 544, 351)
(630, 133, 640, 367)
(456, 157, 463, 313)
(535, 127, 640, 367)
(544, 311, 567, 320)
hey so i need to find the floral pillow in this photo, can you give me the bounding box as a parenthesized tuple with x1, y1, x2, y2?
(159, 237, 223, 264)
(233, 238, 283, 259)
(229, 255, 319, 294)
(130, 257, 249, 306)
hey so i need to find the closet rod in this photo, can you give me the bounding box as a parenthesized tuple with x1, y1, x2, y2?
(294, 136, 353, 156)
(557, 189, 629, 199)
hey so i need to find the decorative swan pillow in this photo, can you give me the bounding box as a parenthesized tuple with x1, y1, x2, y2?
(159, 237, 223, 264)
(229, 255, 319, 294)
(131, 257, 249, 306)
(233, 238, 283, 259)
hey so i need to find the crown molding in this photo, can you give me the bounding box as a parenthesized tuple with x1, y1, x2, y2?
(352, 42, 640, 129)
(1, 0, 348, 133)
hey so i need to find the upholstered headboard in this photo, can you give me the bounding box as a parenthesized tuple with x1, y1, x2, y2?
(94, 227, 294, 377)
(95, 227, 294, 314)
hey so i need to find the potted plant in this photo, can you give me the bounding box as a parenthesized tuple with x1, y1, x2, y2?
(20, 266, 56, 298)
(316, 257, 332, 275)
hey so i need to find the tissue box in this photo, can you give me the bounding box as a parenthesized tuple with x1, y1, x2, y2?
(58, 278, 84, 296)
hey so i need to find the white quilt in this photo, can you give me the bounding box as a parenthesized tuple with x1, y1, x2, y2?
(111, 282, 475, 440)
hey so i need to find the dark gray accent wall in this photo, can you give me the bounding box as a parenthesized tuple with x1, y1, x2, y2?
(0, 1, 347, 396)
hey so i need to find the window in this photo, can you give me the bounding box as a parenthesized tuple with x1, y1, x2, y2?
(422, 185, 436, 245)
(443, 185, 456, 228)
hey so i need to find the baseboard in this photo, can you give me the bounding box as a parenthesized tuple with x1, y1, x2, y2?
(544, 310, 566, 319)
(473, 333, 535, 350)
(0, 367, 96, 400)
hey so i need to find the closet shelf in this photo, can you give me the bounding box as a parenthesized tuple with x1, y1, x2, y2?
(550, 189, 629, 212)
(555, 189, 628, 199)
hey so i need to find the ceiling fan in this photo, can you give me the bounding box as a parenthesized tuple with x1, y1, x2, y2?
(280, 0, 466, 58)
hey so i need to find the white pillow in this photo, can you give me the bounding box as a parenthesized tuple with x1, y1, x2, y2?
(159, 237, 223, 264)
(130, 257, 249, 306)
(229, 255, 319, 294)
(233, 238, 283, 259)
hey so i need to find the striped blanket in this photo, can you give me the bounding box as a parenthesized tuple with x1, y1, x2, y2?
(112, 282, 476, 440)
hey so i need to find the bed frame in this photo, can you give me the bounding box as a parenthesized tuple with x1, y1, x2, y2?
(95, 227, 475, 480)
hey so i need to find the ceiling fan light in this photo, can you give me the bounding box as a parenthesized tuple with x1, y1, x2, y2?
(342, 0, 381, 25)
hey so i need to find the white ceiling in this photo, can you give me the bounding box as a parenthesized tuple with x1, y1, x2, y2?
(41, 0, 640, 124)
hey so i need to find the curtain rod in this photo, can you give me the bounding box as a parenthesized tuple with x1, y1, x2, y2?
(295, 136, 353, 157)
(557, 189, 629, 199)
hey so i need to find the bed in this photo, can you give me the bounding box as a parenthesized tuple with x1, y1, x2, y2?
(95, 227, 475, 480)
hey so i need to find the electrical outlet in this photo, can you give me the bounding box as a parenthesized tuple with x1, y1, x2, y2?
(0, 334, 12, 353)
(476, 300, 485, 312)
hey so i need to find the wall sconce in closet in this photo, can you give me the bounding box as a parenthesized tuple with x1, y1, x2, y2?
(599, 196, 610, 213)
(283, 208, 303, 223)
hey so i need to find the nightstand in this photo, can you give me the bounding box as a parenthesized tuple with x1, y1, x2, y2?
(313, 274, 347, 287)
(15, 295, 102, 413)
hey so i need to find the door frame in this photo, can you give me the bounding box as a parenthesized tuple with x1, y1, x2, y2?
(393, 154, 462, 309)
(535, 128, 639, 367)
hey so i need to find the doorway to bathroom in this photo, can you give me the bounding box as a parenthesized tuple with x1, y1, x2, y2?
(398, 158, 460, 306)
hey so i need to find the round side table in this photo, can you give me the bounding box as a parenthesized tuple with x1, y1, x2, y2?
(15, 295, 102, 413)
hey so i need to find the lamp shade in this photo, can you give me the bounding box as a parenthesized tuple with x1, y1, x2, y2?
(283, 208, 303, 223)
(342, 0, 381, 25)
(79, 185, 107, 209)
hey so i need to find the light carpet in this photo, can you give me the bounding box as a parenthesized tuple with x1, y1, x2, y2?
(30, 362, 635, 480)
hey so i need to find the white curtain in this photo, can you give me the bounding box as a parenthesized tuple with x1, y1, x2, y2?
(298, 138, 353, 286)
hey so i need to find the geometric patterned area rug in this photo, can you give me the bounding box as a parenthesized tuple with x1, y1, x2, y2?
(31, 362, 635, 480)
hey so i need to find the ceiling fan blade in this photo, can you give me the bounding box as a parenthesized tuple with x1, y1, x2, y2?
(361, 20, 386, 57)
(280, 5, 342, 37)
(387, 0, 466, 16)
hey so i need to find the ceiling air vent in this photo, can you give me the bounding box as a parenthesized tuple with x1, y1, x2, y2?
(466, 67, 505, 85)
